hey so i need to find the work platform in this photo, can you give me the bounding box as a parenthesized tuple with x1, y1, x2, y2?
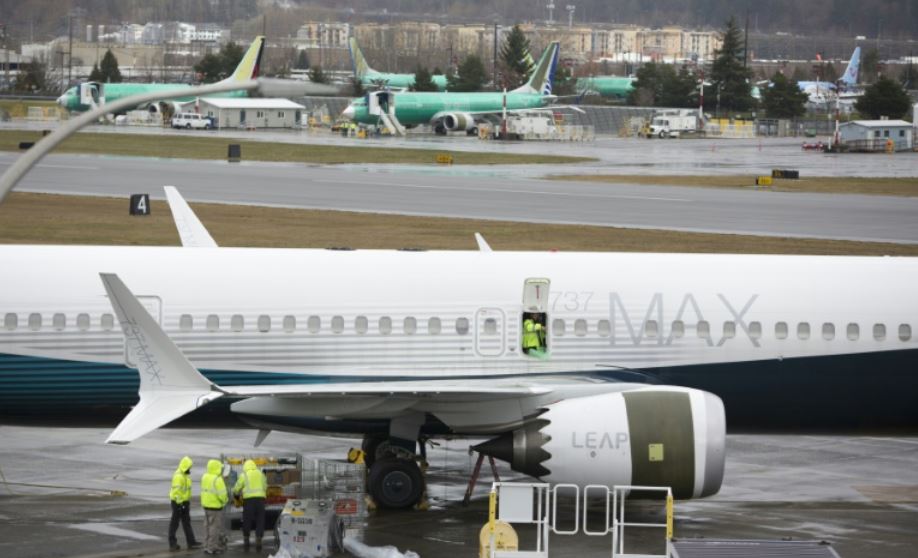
(670, 539, 841, 557)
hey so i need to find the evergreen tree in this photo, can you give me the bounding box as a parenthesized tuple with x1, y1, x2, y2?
(309, 66, 329, 84)
(861, 48, 880, 84)
(13, 60, 51, 94)
(432, 66, 443, 76)
(761, 72, 809, 118)
(411, 66, 438, 92)
(88, 63, 104, 82)
(99, 49, 122, 83)
(447, 54, 487, 92)
(552, 65, 576, 96)
(219, 42, 244, 77)
(499, 24, 532, 90)
(349, 77, 366, 97)
(709, 16, 753, 113)
(194, 53, 224, 83)
(628, 63, 696, 107)
(899, 62, 917, 89)
(855, 77, 911, 119)
(295, 50, 310, 70)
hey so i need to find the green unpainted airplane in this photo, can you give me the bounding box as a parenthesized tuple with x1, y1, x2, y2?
(576, 76, 635, 100)
(349, 37, 449, 91)
(342, 41, 560, 134)
(55, 36, 266, 112)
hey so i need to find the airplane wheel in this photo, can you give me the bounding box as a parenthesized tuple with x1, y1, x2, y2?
(659, 131, 667, 139)
(361, 435, 387, 468)
(368, 458, 423, 510)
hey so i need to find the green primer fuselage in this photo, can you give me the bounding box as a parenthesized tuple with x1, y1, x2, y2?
(361, 72, 449, 91)
(58, 83, 249, 113)
(349, 91, 550, 127)
(576, 76, 635, 100)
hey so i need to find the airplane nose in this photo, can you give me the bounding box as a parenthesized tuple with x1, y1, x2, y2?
(56, 94, 67, 107)
(342, 105, 355, 120)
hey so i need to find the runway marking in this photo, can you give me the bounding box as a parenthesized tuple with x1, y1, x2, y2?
(328, 178, 692, 203)
(67, 522, 161, 541)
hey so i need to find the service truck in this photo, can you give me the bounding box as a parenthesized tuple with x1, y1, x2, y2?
(648, 109, 702, 138)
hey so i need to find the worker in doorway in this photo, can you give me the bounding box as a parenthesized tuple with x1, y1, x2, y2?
(168, 456, 201, 552)
(522, 313, 544, 355)
(233, 459, 267, 551)
(201, 459, 229, 555)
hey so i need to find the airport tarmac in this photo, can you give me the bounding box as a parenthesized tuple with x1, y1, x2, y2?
(0, 426, 916, 558)
(2, 152, 918, 244)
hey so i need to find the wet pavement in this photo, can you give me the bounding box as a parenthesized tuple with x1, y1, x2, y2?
(1, 427, 916, 558)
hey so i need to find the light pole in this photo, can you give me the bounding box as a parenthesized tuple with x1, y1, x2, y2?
(546, 2, 555, 25)
(566, 5, 576, 28)
(0, 78, 337, 204)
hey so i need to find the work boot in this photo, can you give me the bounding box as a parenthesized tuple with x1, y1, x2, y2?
(243, 536, 250, 551)
(255, 536, 262, 551)
(188, 541, 202, 549)
(169, 544, 181, 552)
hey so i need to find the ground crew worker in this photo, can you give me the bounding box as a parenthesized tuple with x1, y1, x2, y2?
(168, 456, 201, 551)
(233, 459, 267, 551)
(522, 314, 544, 355)
(201, 459, 228, 555)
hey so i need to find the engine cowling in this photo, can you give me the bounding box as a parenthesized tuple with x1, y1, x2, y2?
(475, 387, 725, 499)
(441, 112, 476, 131)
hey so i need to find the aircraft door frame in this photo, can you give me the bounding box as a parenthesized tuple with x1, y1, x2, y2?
(475, 307, 506, 357)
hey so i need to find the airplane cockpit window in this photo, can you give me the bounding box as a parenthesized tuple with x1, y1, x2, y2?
(52, 313, 66, 331)
(28, 313, 42, 331)
(873, 323, 886, 341)
(899, 324, 912, 341)
(822, 323, 835, 341)
(847, 323, 859, 341)
(3, 313, 17, 330)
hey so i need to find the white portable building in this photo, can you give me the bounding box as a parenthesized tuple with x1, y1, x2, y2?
(838, 119, 913, 151)
(183, 97, 306, 129)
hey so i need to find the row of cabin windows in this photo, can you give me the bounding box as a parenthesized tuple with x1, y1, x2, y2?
(2, 312, 913, 343)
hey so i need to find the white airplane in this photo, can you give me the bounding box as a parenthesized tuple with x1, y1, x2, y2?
(1, 188, 916, 509)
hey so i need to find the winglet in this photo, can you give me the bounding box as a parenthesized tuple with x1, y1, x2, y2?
(164, 186, 218, 248)
(474, 233, 492, 252)
(100, 273, 223, 444)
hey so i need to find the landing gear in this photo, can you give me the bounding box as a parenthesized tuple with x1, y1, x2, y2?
(368, 458, 424, 510)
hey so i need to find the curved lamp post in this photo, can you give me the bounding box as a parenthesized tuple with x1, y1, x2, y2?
(0, 78, 338, 204)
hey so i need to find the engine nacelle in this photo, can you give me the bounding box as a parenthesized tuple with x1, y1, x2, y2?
(475, 387, 725, 499)
(441, 112, 476, 131)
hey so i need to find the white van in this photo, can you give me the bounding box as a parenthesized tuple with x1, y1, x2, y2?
(171, 112, 213, 129)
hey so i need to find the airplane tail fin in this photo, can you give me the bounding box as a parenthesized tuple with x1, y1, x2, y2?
(100, 273, 223, 444)
(512, 41, 559, 95)
(840, 47, 861, 87)
(222, 35, 265, 83)
(349, 37, 375, 78)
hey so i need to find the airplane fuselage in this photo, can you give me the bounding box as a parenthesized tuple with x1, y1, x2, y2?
(57, 84, 250, 113)
(347, 91, 551, 126)
(1, 245, 916, 431)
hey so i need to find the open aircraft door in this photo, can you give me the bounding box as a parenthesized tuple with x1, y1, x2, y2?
(521, 278, 550, 357)
(475, 308, 505, 357)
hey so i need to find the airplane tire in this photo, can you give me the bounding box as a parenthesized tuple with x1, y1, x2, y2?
(659, 131, 667, 139)
(368, 458, 423, 510)
(361, 435, 387, 468)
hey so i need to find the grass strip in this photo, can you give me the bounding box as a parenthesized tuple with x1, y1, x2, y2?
(548, 174, 918, 197)
(1, 192, 916, 256)
(0, 129, 593, 165)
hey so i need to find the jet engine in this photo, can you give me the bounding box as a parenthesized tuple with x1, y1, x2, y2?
(441, 112, 476, 131)
(475, 387, 725, 499)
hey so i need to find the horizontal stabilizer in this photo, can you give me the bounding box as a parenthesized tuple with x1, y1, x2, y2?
(164, 186, 218, 248)
(100, 273, 223, 444)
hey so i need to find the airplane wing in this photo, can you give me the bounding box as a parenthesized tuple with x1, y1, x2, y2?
(164, 186, 218, 248)
(99, 273, 639, 443)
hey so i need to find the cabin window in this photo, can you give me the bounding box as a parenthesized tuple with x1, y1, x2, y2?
(331, 315, 344, 334)
(28, 313, 42, 331)
(428, 317, 442, 335)
(77, 313, 90, 331)
(283, 315, 296, 332)
(873, 323, 886, 341)
(180, 314, 193, 332)
(797, 322, 810, 340)
(379, 316, 392, 335)
(722, 321, 736, 339)
(52, 313, 66, 330)
(847, 323, 859, 341)
(697, 320, 710, 339)
(355, 316, 368, 334)
(552, 319, 566, 337)
(257, 315, 271, 333)
(749, 321, 762, 340)
(574, 319, 588, 337)
(404, 317, 417, 335)
(671, 320, 685, 338)
(775, 322, 788, 340)
(455, 317, 469, 335)
(231, 314, 244, 332)
(899, 324, 912, 341)
(3, 313, 17, 330)
(597, 319, 611, 337)
(307, 315, 321, 333)
(101, 313, 114, 331)
(207, 314, 220, 332)
(644, 320, 658, 338)
(484, 318, 498, 335)
(822, 323, 835, 341)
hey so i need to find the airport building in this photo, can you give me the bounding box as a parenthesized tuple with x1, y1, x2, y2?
(186, 98, 306, 129)
(839, 120, 914, 152)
